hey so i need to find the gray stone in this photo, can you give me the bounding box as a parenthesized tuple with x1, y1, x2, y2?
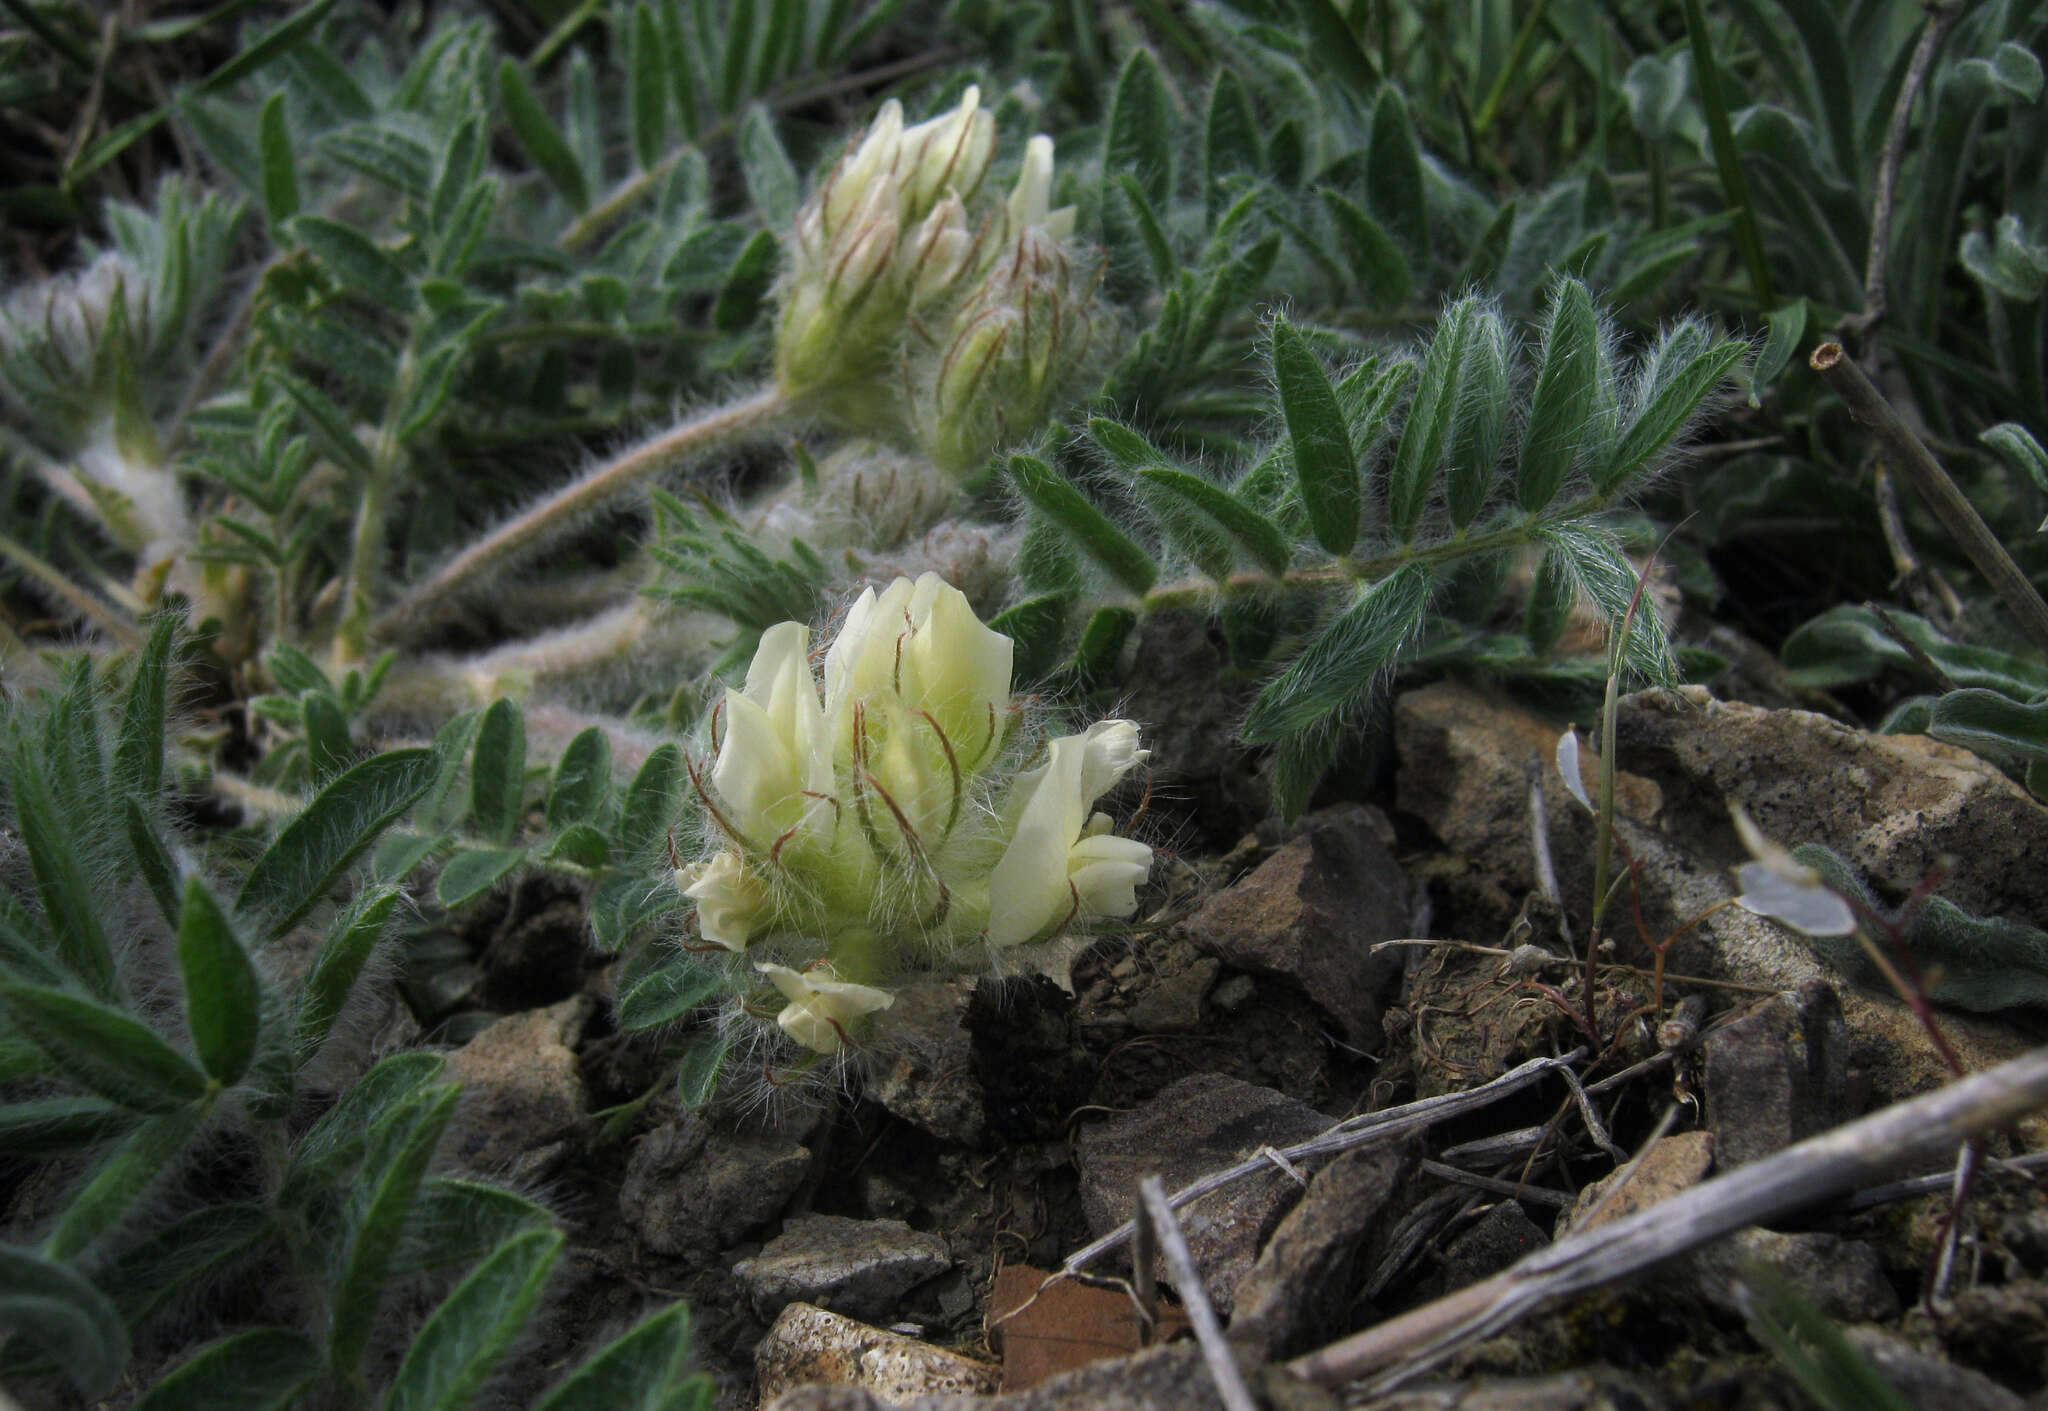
(734, 1214, 951, 1322)
(1687, 1229, 1898, 1324)
(1182, 803, 1409, 1047)
(1076, 1073, 1331, 1316)
(1703, 982, 1850, 1169)
(441, 996, 587, 1182)
(1211, 974, 1257, 1014)
(867, 978, 985, 1146)
(1231, 1140, 1416, 1355)
(1127, 957, 1220, 1034)
(756, 1302, 1000, 1406)
(1842, 1327, 2026, 1411)
(1434, 1202, 1550, 1293)
(618, 1112, 812, 1256)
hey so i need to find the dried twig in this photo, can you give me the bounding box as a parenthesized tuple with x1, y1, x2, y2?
(1137, 1177, 1258, 1411)
(1417, 1160, 1574, 1210)
(1812, 343, 2048, 657)
(1052, 1050, 1585, 1281)
(1289, 1045, 2048, 1393)
(1853, 0, 1966, 340)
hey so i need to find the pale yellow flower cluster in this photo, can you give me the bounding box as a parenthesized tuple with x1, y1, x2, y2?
(675, 573, 1153, 1054)
(774, 89, 1100, 474)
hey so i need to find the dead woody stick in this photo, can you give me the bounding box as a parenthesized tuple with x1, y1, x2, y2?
(1137, 1176, 1258, 1411)
(1288, 1043, 2048, 1394)
(1810, 342, 2048, 658)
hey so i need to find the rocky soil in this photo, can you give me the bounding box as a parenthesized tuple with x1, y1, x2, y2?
(359, 660, 2048, 1409)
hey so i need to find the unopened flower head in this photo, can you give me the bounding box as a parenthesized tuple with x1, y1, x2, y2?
(774, 89, 1102, 468)
(673, 573, 1152, 1055)
(0, 253, 155, 435)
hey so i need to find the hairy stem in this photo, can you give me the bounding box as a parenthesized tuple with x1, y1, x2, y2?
(333, 348, 422, 667)
(373, 385, 793, 643)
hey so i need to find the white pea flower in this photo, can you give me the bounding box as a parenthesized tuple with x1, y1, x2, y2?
(673, 575, 1155, 1065)
(985, 725, 1151, 947)
(756, 962, 897, 1055)
(677, 849, 769, 951)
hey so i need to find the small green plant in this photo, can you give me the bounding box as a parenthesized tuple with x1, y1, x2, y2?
(0, 626, 711, 1409)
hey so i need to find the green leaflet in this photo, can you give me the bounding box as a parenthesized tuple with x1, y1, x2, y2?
(535, 1304, 705, 1411)
(130, 1330, 319, 1411)
(1518, 278, 1602, 513)
(547, 726, 613, 829)
(0, 1246, 129, 1398)
(382, 1228, 563, 1411)
(1242, 567, 1432, 743)
(235, 749, 438, 940)
(1008, 455, 1157, 597)
(1269, 317, 1358, 556)
(0, 985, 208, 1113)
(175, 878, 262, 1086)
(470, 697, 527, 846)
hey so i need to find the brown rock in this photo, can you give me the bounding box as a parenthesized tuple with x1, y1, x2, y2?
(1182, 803, 1409, 1047)
(1127, 956, 1221, 1034)
(1561, 1131, 1714, 1236)
(1075, 1073, 1331, 1316)
(441, 996, 587, 1181)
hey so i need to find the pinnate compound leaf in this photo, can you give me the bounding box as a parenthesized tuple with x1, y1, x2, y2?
(131, 1329, 319, 1411)
(0, 985, 207, 1112)
(292, 215, 415, 313)
(1008, 455, 1156, 597)
(536, 1304, 703, 1411)
(1270, 317, 1358, 555)
(0, 1245, 128, 1398)
(176, 878, 261, 1086)
(1518, 277, 1601, 512)
(1242, 566, 1432, 743)
(382, 1228, 563, 1411)
(235, 748, 437, 941)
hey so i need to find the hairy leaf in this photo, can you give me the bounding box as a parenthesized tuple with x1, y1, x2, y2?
(1242, 566, 1432, 742)
(383, 1228, 562, 1411)
(0, 1246, 128, 1397)
(1270, 317, 1358, 555)
(176, 878, 261, 1086)
(1008, 455, 1157, 596)
(131, 1329, 319, 1411)
(235, 749, 437, 940)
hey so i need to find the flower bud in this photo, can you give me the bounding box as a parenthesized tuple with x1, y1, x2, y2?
(755, 961, 896, 1054)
